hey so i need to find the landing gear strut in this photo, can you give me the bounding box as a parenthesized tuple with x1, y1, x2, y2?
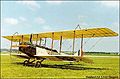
(23, 59, 29, 66)
(35, 59, 45, 68)
(35, 61, 41, 68)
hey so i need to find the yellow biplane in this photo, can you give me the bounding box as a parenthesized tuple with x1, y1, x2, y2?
(2, 27, 118, 67)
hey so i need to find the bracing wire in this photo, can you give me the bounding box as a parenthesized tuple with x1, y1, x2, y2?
(53, 24, 82, 53)
(62, 39, 72, 51)
(53, 40, 59, 50)
(88, 38, 102, 52)
(75, 24, 81, 30)
(84, 38, 91, 45)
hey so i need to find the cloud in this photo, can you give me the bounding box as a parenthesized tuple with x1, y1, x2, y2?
(42, 25, 52, 31)
(41, 25, 60, 32)
(3, 18, 18, 25)
(35, 17, 45, 24)
(112, 22, 119, 26)
(18, 17, 32, 27)
(100, 1, 119, 8)
(111, 22, 119, 33)
(78, 15, 87, 19)
(19, 16, 27, 21)
(78, 22, 89, 27)
(3, 17, 29, 27)
(17, 1, 40, 10)
(78, 15, 87, 22)
(46, 0, 63, 5)
(1, 28, 5, 35)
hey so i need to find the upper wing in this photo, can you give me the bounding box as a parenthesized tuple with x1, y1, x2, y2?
(2, 28, 118, 42)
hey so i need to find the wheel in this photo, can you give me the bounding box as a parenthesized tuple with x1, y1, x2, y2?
(23, 60, 29, 66)
(70, 62, 73, 65)
(35, 61, 41, 68)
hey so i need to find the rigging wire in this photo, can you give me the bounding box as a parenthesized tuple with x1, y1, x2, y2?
(62, 24, 83, 52)
(84, 38, 91, 45)
(75, 24, 81, 30)
(53, 24, 81, 53)
(62, 39, 72, 51)
(88, 38, 102, 52)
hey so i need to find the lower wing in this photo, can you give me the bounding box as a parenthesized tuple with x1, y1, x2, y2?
(35, 55, 93, 63)
(12, 54, 30, 59)
(12, 54, 93, 63)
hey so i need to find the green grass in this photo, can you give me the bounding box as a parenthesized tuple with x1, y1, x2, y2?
(62, 51, 119, 56)
(1, 54, 119, 78)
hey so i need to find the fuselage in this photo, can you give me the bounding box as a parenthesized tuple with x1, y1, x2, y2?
(19, 42, 59, 57)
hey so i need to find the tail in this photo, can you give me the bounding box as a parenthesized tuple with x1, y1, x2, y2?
(81, 50, 93, 64)
(81, 57, 94, 64)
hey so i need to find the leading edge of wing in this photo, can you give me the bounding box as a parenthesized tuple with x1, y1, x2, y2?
(2, 28, 118, 42)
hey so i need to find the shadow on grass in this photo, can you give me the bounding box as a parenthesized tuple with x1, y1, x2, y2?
(12, 62, 108, 70)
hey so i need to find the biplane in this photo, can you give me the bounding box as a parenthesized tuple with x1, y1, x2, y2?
(2, 27, 118, 67)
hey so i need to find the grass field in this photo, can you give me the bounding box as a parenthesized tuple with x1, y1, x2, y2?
(1, 54, 119, 79)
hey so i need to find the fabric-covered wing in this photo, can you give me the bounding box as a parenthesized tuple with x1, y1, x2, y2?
(12, 54, 30, 59)
(3, 28, 118, 42)
(12, 54, 93, 63)
(35, 56, 81, 61)
(35, 55, 93, 63)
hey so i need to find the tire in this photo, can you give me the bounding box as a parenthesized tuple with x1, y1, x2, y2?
(23, 60, 29, 66)
(35, 61, 41, 68)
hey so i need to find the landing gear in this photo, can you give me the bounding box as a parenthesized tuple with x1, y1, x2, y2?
(23, 59, 29, 66)
(23, 58, 45, 68)
(70, 62, 73, 65)
(35, 59, 45, 68)
(35, 61, 41, 68)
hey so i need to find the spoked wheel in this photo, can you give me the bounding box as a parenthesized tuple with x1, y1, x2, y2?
(23, 60, 29, 66)
(35, 61, 41, 68)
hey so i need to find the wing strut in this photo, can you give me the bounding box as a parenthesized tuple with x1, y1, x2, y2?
(36, 34, 38, 45)
(80, 34, 84, 57)
(59, 35, 62, 53)
(72, 31, 75, 54)
(30, 34, 32, 44)
(22, 35, 23, 43)
(44, 38, 46, 46)
(39, 38, 41, 46)
(51, 32, 54, 54)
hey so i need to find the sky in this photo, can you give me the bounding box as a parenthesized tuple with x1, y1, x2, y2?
(1, 1, 119, 52)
